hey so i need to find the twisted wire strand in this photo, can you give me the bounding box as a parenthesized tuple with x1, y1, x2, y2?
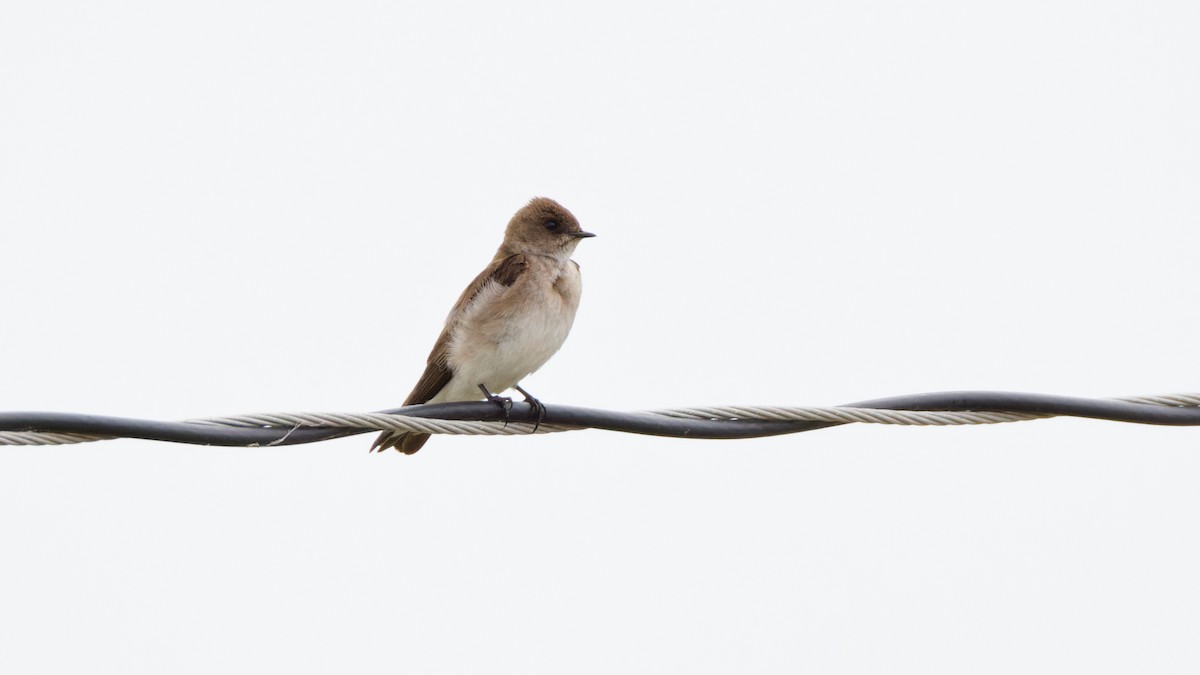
(1116, 393, 1200, 407)
(0, 431, 108, 446)
(186, 412, 575, 437)
(648, 405, 1050, 425)
(2, 391, 1198, 447)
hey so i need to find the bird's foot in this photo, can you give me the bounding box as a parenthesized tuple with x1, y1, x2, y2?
(478, 384, 513, 427)
(514, 384, 546, 433)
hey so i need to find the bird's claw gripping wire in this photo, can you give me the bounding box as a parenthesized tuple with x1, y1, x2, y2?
(514, 384, 547, 433)
(478, 384, 514, 427)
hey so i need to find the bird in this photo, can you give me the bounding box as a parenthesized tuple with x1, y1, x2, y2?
(371, 197, 595, 454)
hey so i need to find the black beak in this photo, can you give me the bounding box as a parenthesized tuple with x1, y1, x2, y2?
(571, 231, 596, 238)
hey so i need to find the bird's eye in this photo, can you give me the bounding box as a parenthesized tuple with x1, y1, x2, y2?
(544, 220, 559, 230)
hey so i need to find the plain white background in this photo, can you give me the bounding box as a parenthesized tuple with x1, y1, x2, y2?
(2, 0, 1198, 672)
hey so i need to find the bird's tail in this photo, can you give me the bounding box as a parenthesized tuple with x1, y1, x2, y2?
(370, 430, 430, 454)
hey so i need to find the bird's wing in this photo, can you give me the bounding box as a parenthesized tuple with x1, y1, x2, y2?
(401, 253, 530, 405)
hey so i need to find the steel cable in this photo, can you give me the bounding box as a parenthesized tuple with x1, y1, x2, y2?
(2, 391, 1198, 447)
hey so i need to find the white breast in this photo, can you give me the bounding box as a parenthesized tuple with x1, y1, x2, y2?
(436, 258, 582, 402)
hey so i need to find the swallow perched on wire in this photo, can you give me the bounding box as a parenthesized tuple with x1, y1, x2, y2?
(372, 197, 595, 454)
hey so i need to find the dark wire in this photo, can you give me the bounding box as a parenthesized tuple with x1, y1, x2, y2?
(1, 391, 1198, 447)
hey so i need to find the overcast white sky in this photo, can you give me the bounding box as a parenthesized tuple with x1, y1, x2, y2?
(2, 1, 1199, 673)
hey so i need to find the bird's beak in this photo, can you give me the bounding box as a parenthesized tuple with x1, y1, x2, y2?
(571, 231, 596, 238)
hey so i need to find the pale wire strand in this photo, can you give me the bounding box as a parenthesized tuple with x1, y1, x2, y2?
(648, 405, 1049, 425)
(4, 393, 1199, 446)
(0, 431, 109, 446)
(186, 412, 575, 436)
(1115, 394, 1200, 407)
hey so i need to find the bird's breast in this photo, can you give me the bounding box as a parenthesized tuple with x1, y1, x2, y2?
(446, 259, 583, 391)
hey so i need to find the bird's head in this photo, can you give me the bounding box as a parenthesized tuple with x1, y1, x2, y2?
(501, 197, 595, 258)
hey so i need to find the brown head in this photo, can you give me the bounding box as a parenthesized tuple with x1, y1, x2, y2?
(498, 197, 595, 258)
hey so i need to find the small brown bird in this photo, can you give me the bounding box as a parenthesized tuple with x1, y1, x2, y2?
(372, 197, 594, 454)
